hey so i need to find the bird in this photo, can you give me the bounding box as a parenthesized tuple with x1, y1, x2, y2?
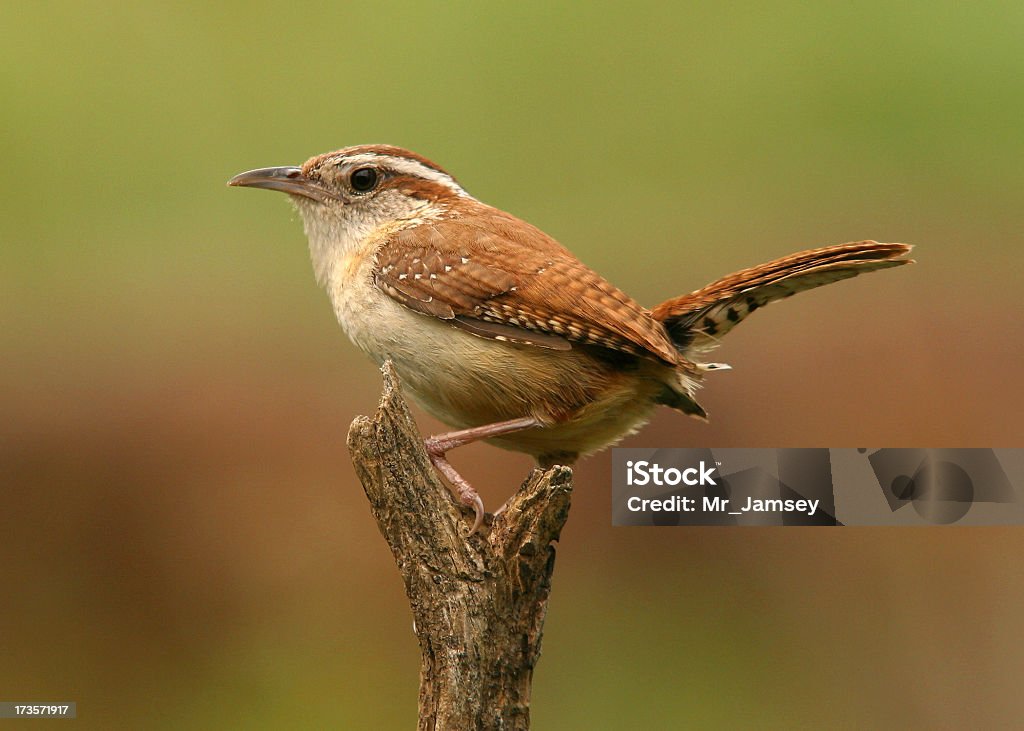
(229, 144, 913, 533)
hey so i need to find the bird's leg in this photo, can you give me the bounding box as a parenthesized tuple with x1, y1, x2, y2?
(424, 416, 542, 534)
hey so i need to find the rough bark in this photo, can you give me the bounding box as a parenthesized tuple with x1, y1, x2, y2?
(346, 362, 573, 730)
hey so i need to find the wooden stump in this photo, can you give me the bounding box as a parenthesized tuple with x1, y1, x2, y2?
(347, 362, 573, 730)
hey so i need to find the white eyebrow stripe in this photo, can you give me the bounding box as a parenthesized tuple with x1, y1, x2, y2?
(341, 153, 471, 198)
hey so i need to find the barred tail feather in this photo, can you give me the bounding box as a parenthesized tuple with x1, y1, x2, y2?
(652, 241, 913, 355)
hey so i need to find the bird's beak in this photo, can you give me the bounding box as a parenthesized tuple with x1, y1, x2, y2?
(227, 166, 337, 203)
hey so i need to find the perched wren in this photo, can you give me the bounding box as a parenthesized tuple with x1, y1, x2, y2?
(229, 145, 913, 532)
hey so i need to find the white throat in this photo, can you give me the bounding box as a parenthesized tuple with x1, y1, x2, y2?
(295, 199, 378, 287)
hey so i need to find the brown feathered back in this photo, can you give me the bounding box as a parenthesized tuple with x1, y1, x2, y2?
(373, 202, 684, 364)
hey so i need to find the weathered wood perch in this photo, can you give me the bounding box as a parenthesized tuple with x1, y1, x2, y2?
(346, 362, 573, 730)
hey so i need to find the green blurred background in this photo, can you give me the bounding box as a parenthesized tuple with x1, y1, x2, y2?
(2, 2, 1022, 728)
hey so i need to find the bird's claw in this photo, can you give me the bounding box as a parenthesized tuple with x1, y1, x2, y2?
(426, 445, 487, 535)
(464, 492, 485, 535)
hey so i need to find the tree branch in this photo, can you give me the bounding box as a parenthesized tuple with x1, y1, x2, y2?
(347, 362, 573, 730)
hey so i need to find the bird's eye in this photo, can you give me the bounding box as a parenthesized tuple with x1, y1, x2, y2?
(350, 167, 379, 193)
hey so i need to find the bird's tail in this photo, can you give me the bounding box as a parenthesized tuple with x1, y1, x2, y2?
(652, 241, 914, 356)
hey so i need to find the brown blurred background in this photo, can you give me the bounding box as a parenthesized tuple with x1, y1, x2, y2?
(2, 3, 1022, 728)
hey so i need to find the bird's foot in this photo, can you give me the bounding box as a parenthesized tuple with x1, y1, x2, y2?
(422, 416, 543, 535)
(424, 440, 486, 534)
